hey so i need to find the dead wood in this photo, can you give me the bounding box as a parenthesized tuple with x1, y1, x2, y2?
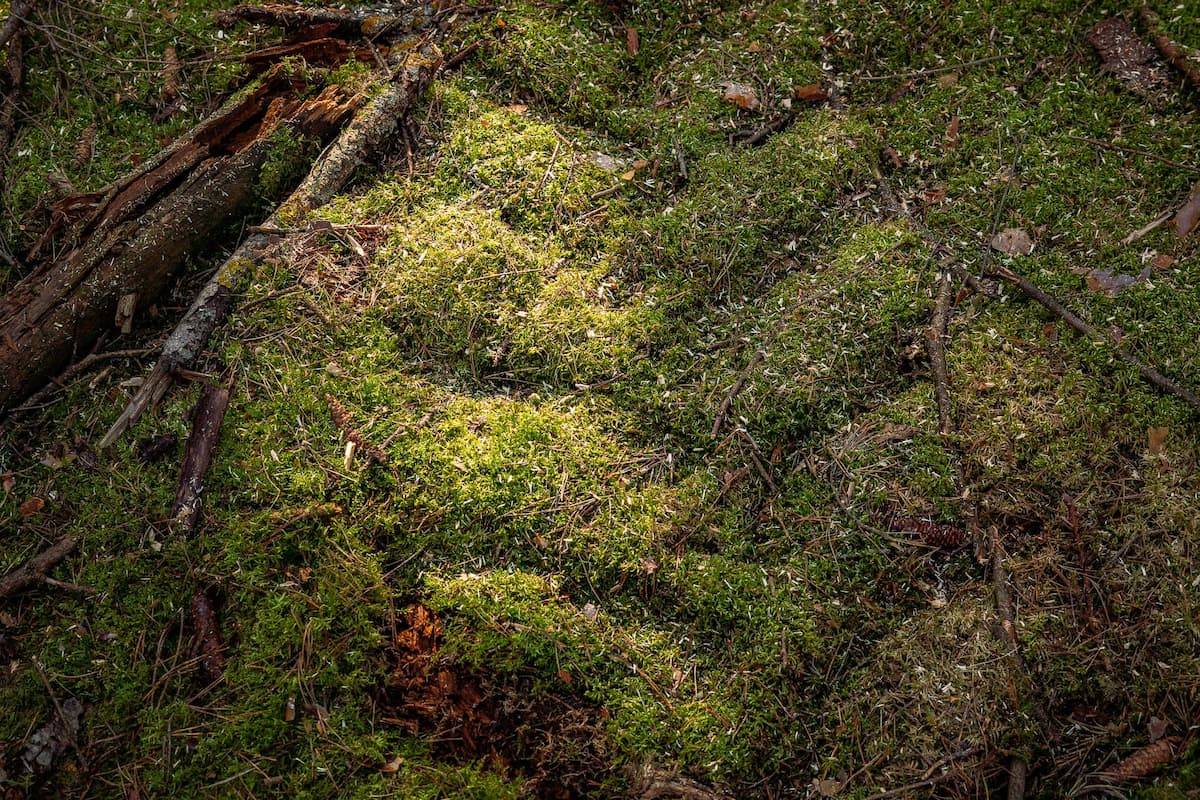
(0, 535, 79, 599)
(0, 14, 23, 166)
(191, 588, 225, 683)
(0, 65, 361, 415)
(625, 762, 731, 800)
(19, 693, 82, 776)
(1139, 6, 1200, 94)
(928, 269, 954, 435)
(171, 380, 231, 535)
(100, 45, 441, 448)
(0, 0, 33, 52)
(988, 264, 1200, 412)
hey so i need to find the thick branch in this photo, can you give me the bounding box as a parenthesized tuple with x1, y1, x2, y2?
(100, 46, 441, 447)
(1139, 6, 1200, 92)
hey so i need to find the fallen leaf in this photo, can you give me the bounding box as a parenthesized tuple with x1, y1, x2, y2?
(625, 26, 639, 56)
(19, 496, 45, 517)
(1042, 322, 1059, 342)
(380, 754, 404, 774)
(1150, 253, 1175, 270)
(1, 472, 13, 494)
(1173, 180, 1200, 238)
(937, 71, 959, 87)
(793, 83, 829, 102)
(556, 669, 573, 685)
(503, 103, 528, 115)
(1086, 265, 1150, 295)
(722, 82, 759, 111)
(1148, 717, 1169, 742)
(991, 227, 1034, 255)
(814, 777, 843, 796)
(881, 146, 902, 169)
(1148, 426, 1168, 454)
(945, 114, 960, 150)
(747, 40, 763, 53)
(581, 603, 598, 621)
(923, 186, 947, 205)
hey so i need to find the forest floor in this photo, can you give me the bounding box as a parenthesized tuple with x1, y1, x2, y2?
(2, 0, 1200, 798)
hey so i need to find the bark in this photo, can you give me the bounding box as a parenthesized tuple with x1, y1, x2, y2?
(217, 3, 433, 43)
(100, 45, 441, 447)
(172, 381, 232, 535)
(0, 65, 360, 414)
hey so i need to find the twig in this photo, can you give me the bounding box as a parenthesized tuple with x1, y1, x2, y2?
(0, 347, 154, 431)
(1120, 209, 1173, 245)
(988, 264, 1200, 412)
(992, 544, 1030, 799)
(928, 269, 954, 435)
(733, 112, 794, 147)
(711, 348, 766, 440)
(0, 536, 79, 598)
(1139, 6, 1200, 93)
(860, 54, 1010, 81)
(441, 39, 482, 71)
(1065, 135, 1200, 175)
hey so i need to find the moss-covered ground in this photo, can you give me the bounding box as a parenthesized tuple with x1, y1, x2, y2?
(3, 0, 1200, 797)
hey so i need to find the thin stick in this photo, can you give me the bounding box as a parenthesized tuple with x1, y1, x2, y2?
(1065, 135, 1200, 175)
(0, 536, 78, 598)
(711, 348, 766, 439)
(989, 265, 1200, 412)
(860, 54, 1009, 81)
(928, 270, 954, 435)
(1139, 6, 1200, 93)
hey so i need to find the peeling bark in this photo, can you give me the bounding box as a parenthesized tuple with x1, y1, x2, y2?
(0, 65, 360, 413)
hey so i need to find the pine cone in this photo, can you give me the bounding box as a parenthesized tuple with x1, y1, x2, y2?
(1102, 737, 1182, 782)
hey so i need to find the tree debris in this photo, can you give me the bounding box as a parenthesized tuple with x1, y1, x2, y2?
(1100, 736, 1182, 782)
(1088, 16, 1167, 97)
(98, 44, 441, 447)
(19, 696, 82, 776)
(172, 381, 232, 535)
(191, 588, 226, 683)
(0, 536, 80, 599)
(927, 269, 954, 435)
(988, 264, 1200, 412)
(1138, 6, 1200, 94)
(326, 393, 387, 465)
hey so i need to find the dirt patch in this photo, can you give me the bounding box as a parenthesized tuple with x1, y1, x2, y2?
(379, 604, 613, 799)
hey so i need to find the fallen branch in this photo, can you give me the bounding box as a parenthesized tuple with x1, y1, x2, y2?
(1139, 6, 1200, 93)
(988, 264, 1200, 412)
(0, 535, 79, 599)
(0, 11, 24, 166)
(99, 45, 441, 448)
(711, 348, 766, 439)
(191, 588, 226, 683)
(1, 64, 363, 415)
(0, 0, 33, 52)
(928, 269, 954, 435)
(992, 543, 1034, 800)
(172, 380, 232, 535)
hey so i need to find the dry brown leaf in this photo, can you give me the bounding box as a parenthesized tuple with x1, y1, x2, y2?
(722, 82, 759, 111)
(1086, 265, 1150, 295)
(747, 41, 763, 53)
(556, 669, 573, 684)
(1, 472, 13, 494)
(991, 227, 1034, 255)
(1151, 253, 1175, 270)
(503, 103, 528, 115)
(923, 186, 947, 205)
(18, 496, 45, 517)
(1147, 426, 1168, 454)
(945, 114, 960, 150)
(162, 46, 181, 103)
(1173, 180, 1200, 237)
(625, 26, 639, 56)
(937, 71, 959, 87)
(1147, 717, 1169, 742)
(793, 82, 829, 103)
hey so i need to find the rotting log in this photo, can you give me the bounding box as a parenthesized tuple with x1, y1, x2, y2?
(100, 44, 441, 447)
(0, 63, 361, 413)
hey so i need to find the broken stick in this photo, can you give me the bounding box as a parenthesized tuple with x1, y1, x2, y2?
(927, 269, 954, 435)
(989, 265, 1200, 412)
(1139, 6, 1200, 94)
(172, 381, 232, 535)
(99, 44, 441, 448)
(0, 536, 79, 599)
